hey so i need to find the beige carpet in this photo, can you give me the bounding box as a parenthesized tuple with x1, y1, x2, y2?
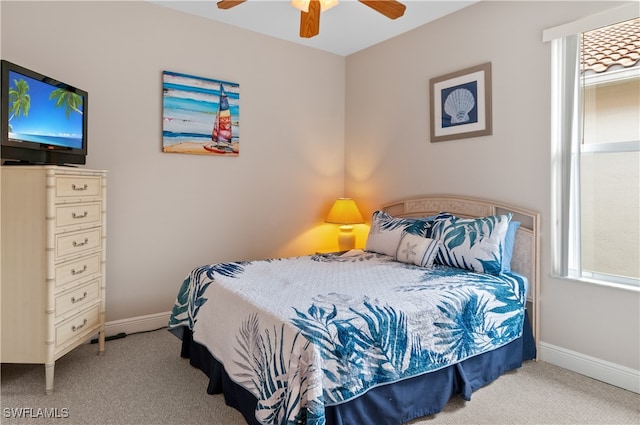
(1, 329, 638, 425)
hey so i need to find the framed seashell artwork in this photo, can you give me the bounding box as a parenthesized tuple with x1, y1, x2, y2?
(429, 62, 492, 143)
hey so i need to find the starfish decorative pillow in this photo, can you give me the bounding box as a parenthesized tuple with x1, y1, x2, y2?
(395, 233, 442, 268)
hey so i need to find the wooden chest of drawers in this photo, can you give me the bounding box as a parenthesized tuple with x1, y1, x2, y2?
(1, 165, 107, 394)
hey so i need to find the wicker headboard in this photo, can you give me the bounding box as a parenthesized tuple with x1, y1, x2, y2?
(382, 195, 540, 346)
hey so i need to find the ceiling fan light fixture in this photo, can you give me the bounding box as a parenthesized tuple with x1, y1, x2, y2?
(217, 0, 406, 39)
(291, 0, 339, 13)
(320, 0, 339, 11)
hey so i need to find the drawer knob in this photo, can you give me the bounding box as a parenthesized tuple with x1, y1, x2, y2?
(73, 238, 89, 247)
(71, 184, 88, 191)
(71, 319, 88, 332)
(71, 265, 87, 275)
(71, 292, 88, 304)
(72, 211, 88, 219)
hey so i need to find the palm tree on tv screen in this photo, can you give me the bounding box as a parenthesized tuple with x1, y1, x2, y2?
(8, 78, 31, 131)
(49, 88, 83, 118)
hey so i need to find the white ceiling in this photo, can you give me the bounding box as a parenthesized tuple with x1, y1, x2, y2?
(149, 0, 478, 56)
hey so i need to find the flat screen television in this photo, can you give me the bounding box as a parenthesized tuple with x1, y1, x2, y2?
(1, 60, 88, 165)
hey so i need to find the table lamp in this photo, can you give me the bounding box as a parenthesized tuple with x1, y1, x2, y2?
(325, 198, 364, 251)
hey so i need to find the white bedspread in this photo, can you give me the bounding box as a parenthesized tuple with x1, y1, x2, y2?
(168, 250, 527, 425)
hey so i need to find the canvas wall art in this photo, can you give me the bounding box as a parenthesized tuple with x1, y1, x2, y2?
(162, 70, 240, 156)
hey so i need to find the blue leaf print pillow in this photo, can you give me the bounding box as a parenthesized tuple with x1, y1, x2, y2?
(431, 213, 512, 275)
(365, 211, 432, 257)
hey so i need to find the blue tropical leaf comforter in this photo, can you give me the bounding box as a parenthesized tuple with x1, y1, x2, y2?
(168, 250, 527, 425)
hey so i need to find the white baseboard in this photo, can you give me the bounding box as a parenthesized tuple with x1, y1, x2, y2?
(539, 341, 640, 394)
(104, 311, 171, 336)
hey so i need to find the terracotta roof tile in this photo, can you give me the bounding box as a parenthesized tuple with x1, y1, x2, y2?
(581, 17, 640, 75)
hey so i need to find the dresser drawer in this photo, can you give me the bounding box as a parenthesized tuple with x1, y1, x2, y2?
(55, 228, 102, 260)
(55, 305, 100, 349)
(55, 202, 102, 229)
(55, 278, 101, 318)
(55, 253, 101, 288)
(55, 176, 102, 199)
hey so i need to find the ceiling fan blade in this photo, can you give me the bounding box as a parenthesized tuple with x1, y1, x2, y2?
(300, 0, 321, 38)
(358, 0, 406, 20)
(217, 0, 246, 10)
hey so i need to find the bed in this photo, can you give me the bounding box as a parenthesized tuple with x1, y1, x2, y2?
(168, 195, 540, 425)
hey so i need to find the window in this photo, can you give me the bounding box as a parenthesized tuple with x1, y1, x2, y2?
(548, 11, 640, 289)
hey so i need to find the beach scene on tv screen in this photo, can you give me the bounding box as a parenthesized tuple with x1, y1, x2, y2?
(7, 70, 83, 149)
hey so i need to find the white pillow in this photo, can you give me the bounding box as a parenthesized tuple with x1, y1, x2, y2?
(366, 226, 404, 257)
(365, 211, 431, 257)
(396, 233, 442, 268)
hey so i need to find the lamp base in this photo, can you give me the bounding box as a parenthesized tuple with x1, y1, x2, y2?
(337, 225, 356, 251)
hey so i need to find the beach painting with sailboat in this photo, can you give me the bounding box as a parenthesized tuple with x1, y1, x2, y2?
(162, 70, 239, 156)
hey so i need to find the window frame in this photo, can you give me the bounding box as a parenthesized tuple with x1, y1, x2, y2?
(546, 5, 640, 291)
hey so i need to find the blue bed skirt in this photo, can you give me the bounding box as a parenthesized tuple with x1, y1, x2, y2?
(177, 311, 536, 425)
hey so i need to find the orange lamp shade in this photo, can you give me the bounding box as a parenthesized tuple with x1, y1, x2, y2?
(325, 198, 364, 251)
(325, 198, 364, 225)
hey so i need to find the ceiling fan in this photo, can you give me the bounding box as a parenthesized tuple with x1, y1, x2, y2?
(216, 0, 407, 38)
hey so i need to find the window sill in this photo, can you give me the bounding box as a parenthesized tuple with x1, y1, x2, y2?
(551, 274, 640, 293)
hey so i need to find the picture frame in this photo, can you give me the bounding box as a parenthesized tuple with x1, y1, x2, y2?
(429, 62, 492, 143)
(162, 70, 240, 156)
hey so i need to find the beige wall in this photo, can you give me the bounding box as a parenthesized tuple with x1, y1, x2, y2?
(582, 152, 640, 278)
(584, 78, 640, 144)
(345, 1, 640, 371)
(1, 1, 347, 321)
(582, 79, 640, 279)
(2, 0, 638, 378)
